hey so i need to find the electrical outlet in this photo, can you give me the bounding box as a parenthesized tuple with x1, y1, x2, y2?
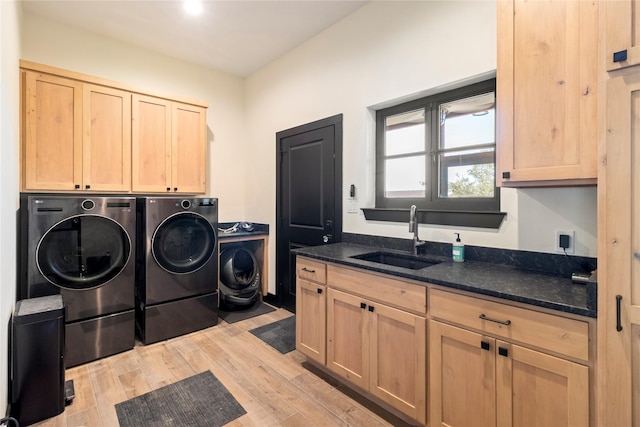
(555, 230, 575, 254)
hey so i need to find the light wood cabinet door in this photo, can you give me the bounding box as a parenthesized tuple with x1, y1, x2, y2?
(496, 342, 589, 427)
(497, 0, 598, 185)
(598, 71, 640, 426)
(370, 302, 426, 424)
(326, 288, 369, 390)
(22, 71, 83, 191)
(132, 94, 172, 192)
(172, 102, 206, 193)
(430, 321, 496, 427)
(82, 84, 131, 192)
(132, 98, 206, 193)
(431, 321, 588, 427)
(605, 0, 640, 71)
(295, 278, 326, 365)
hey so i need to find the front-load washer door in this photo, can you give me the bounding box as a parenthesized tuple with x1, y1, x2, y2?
(37, 215, 132, 290)
(152, 212, 216, 275)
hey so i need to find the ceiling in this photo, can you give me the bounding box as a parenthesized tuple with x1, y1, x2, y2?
(21, 0, 369, 77)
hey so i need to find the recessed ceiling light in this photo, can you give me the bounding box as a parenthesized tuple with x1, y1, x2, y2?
(183, 0, 203, 16)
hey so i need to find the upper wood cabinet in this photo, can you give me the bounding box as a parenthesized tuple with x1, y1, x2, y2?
(605, 0, 640, 71)
(171, 102, 207, 194)
(132, 95, 206, 193)
(22, 71, 83, 191)
(20, 61, 208, 194)
(22, 72, 131, 192)
(82, 84, 131, 192)
(496, 0, 598, 186)
(131, 95, 171, 192)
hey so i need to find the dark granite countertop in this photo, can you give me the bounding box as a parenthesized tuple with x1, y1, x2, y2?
(218, 222, 269, 240)
(293, 242, 596, 318)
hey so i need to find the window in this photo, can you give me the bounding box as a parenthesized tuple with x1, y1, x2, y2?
(375, 79, 498, 212)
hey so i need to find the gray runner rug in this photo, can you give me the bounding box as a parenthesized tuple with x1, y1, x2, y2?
(115, 370, 245, 427)
(249, 316, 296, 354)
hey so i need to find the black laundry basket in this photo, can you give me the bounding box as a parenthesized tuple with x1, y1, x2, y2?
(10, 295, 65, 426)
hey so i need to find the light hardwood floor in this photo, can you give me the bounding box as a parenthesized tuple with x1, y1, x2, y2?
(31, 307, 412, 427)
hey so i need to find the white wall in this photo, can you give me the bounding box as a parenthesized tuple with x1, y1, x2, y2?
(20, 12, 248, 222)
(1, 0, 21, 414)
(245, 1, 598, 293)
(17, 1, 598, 302)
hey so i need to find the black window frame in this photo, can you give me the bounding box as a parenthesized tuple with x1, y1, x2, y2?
(375, 78, 499, 212)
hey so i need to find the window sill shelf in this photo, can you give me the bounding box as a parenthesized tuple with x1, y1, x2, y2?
(361, 208, 506, 229)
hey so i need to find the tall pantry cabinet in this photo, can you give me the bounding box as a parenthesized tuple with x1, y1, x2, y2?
(598, 1, 640, 426)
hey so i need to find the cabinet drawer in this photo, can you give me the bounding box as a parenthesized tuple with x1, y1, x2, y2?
(296, 257, 326, 284)
(430, 289, 589, 361)
(327, 264, 427, 314)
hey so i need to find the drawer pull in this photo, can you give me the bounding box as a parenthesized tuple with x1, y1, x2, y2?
(480, 341, 490, 351)
(498, 347, 509, 357)
(360, 302, 366, 309)
(301, 267, 316, 273)
(479, 313, 511, 326)
(317, 288, 323, 294)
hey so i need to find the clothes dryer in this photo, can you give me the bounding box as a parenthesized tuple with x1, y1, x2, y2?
(136, 197, 219, 344)
(19, 195, 136, 367)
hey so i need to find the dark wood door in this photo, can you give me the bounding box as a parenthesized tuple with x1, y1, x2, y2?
(276, 115, 342, 312)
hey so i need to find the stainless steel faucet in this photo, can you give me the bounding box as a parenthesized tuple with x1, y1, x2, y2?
(409, 205, 427, 255)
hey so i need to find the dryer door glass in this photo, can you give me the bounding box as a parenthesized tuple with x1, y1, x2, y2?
(37, 215, 131, 290)
(152, 212, 216, 274)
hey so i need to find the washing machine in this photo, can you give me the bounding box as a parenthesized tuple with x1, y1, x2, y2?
(219, 247, 261, 308)
(19, 194, 136, 367)
(136, 197, 219, 344)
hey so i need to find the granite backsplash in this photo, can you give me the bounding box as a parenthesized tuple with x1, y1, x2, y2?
(342, 232, 597, 278)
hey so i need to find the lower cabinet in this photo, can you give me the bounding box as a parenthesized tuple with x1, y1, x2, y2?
(295, 277, 326, 365)
(294, 256, 592, 427)
(430, 320, 589, 427)
(326, 287, 427, 424)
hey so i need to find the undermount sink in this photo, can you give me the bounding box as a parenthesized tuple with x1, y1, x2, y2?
(350, 251, 442, 270)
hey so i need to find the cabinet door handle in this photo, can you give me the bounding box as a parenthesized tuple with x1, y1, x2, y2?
(479, 313, 511, 326)
(480, 341, 490, 351)
(74, 184, 80, 189)
(317, 288, 323, 294)
(166, 187, 171, 192)
(613, 49, 628, 63)
(616, 295, 623, 332)
(368, 305, 375, 312)
(502, 171, 511, 179)
(498, 347, 509, 357)
(301, 267, 315, 273)
(360, 302, 366, 309)
(85, 184, 90, 189)
(174, 187, 178, 192)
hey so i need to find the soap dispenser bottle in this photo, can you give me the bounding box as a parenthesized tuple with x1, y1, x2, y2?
(452, 233, 465, 262)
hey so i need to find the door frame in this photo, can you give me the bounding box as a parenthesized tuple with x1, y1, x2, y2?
(274, 114, 343, 309)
